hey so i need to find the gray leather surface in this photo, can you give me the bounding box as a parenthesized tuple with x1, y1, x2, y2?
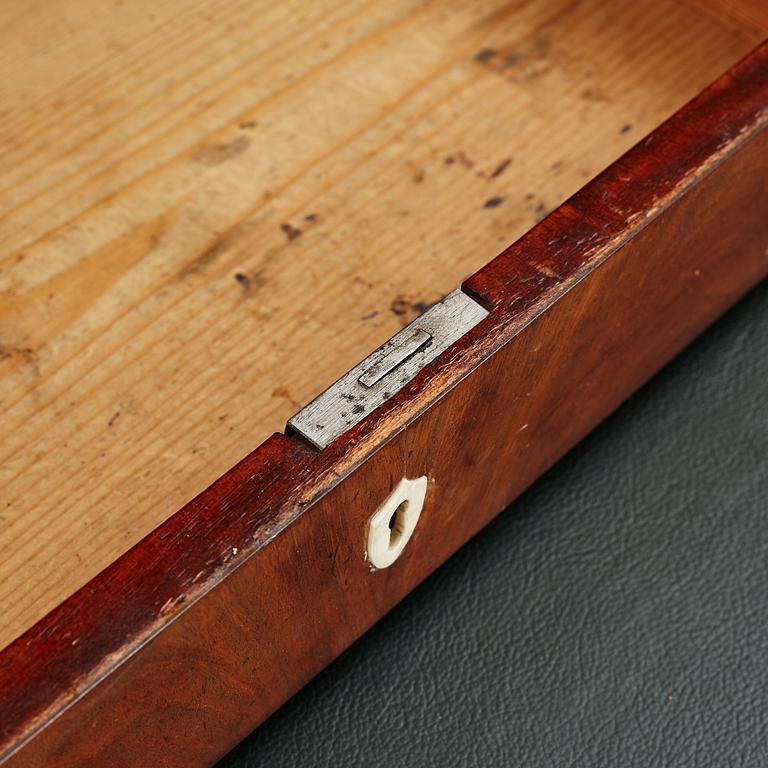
(218, 279, 768, 767)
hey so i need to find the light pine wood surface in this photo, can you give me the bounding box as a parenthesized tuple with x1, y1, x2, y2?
(0, 0, 762, 649)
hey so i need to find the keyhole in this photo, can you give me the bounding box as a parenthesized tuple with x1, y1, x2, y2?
(367, 476, 427, 569)
(388, 500, 409, 548)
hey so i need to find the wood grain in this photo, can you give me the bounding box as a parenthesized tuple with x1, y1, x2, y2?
(1, 37, 766, 768)
(693, 0, 768, 34)
(0, 0, 762, 649)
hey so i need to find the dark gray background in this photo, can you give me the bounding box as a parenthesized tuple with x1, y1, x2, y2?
(218, 279, 768, 767)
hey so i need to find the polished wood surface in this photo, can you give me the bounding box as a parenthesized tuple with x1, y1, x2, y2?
(696, 0, 768, 32)
(2, 39, 766, 768)
(0, 0, 762, 650)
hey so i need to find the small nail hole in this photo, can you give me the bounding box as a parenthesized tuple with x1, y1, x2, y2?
(388, 500, 409, 549)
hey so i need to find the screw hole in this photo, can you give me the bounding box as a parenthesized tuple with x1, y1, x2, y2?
(388, 500, 409, 549)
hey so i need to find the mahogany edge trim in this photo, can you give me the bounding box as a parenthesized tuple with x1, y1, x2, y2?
(1, 39, 766, 763)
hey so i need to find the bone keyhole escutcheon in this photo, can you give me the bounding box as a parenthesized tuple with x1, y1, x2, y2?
(367, 476, 427, 569)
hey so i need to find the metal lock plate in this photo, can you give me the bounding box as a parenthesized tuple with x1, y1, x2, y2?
(288, 289, 488, 449)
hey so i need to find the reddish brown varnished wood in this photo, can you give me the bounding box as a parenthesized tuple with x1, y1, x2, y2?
(1, 40, 767, 768)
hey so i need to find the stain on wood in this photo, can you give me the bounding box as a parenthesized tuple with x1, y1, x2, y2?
(280, 223, 302, 241)
(191, 136, 251, 166)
